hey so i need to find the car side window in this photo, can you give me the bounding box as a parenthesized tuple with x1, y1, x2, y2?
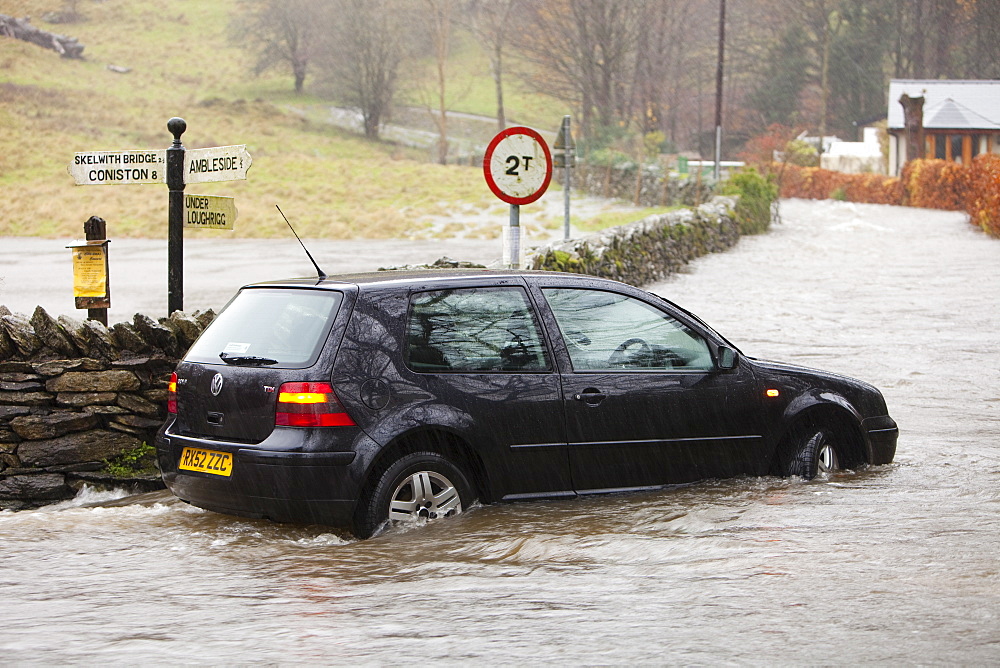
(542, 288, 713, 371)
(406, 287, 550, 372)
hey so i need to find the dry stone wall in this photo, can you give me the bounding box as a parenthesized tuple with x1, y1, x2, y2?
(0, 306, 214, 509)
(575, 162, 717, 208)
(529, 196, 741, 285)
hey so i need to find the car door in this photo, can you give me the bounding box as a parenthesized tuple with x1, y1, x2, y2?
(401, 284, 573, 500)
(534, 282, 766, 493)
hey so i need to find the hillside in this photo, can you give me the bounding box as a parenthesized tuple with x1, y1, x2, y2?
(1, 0, 642, 240)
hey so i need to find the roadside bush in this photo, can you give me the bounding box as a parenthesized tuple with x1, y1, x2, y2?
(901, 159, 969, 210)
(843, 172, 903, 205)
(778, 164, 902, 204)
(738, 124, 801, 175)
(587, 147, 633, 168)
(723, 168, 779, 235)
(784, 139, 820, 167)
(966, 154, 1000, 237)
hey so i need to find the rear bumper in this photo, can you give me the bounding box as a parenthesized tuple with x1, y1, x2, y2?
(863, 415, 898, 465)
(156, 426, 372, 529)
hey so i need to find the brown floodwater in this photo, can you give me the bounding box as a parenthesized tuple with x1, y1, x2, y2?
(1, 199, 998, 663)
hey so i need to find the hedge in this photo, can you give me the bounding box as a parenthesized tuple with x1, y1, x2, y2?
(966, 155, 1000, 237)
(774, 155, 1000, 238)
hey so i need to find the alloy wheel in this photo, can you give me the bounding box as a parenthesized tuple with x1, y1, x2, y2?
(388, 470, 463, 523)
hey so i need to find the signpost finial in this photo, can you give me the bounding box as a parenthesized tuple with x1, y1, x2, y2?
(167, 117, 187, 145)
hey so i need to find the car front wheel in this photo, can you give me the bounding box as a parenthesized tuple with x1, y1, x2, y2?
(786, 428, 841, 480)
(352, 451, 474, 538)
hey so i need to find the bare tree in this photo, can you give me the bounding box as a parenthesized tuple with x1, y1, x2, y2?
(229, 0, 318, 93)
(787, 0, 845, 151)
(959, 0, 1000, 78)
(424, 0, 454, 164)
(466, 0, 521, 132)
(629, 1, 706, 141)
(514, 0, 644, 140)
(321, 0, 412, 140)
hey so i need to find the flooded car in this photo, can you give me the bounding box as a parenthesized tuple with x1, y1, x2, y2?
(155, 270, 897, 538)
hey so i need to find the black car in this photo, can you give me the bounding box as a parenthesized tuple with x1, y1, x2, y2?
(156, 270, 897, 538)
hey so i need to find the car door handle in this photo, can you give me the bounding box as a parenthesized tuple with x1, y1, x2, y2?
(574, 389, 606, 405)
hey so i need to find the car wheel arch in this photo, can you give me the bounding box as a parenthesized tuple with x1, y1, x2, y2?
(771, 404, 867, 474)
(359, 427, 491, 506)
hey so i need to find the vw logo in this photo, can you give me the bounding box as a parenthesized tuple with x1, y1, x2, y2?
(210, 373, 224, 396)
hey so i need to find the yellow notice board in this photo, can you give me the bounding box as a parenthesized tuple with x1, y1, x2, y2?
(69, 242, 109, 301)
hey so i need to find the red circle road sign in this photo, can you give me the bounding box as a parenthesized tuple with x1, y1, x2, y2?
(483, 127, 553, 205)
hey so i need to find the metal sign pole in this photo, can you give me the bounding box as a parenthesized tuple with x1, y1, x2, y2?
(166, 117, 186, 315)
(562, 116, 572, 240)
(509, 204, 520, 269)
(553, 115, 575, 240)
(563, 162, 571, 240)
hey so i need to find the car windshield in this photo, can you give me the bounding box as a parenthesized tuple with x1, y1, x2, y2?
(185, 288, 343, 368)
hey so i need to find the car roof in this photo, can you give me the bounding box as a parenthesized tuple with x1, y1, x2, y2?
(235, 270, 729, 345)
(241, 269, 617, 291)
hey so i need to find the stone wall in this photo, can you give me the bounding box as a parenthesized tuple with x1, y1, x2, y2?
(528, 196, 740, 285)
(575, 162, 717, 208)
(0, 306, 213, 509)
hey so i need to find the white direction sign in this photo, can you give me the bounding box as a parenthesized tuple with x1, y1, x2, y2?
(483, 127, 552, 205)
(184, 194, 237, 230)
(69, 150, 166, 185)
(185, 145, 252, 184)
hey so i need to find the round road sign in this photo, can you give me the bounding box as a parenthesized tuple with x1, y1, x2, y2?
(483, 127, 553, 205)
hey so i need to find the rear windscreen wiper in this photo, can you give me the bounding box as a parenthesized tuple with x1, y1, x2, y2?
(219, 352, 278, 366)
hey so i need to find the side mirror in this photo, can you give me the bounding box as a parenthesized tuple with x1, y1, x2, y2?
(717, 346, 738, 370)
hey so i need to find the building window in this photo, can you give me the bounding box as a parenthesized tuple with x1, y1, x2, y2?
(930, 134, 945, 160)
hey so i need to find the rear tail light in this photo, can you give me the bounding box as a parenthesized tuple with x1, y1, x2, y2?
(275, 382, 356, 427)
(167, 372, 178, 414)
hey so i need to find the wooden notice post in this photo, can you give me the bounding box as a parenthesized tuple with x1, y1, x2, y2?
(68, 215, 110, 326)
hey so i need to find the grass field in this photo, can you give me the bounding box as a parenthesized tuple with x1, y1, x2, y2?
(1, 0, 654, 241)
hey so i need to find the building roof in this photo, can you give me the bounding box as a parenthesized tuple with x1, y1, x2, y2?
(887, 79, 1000, 130)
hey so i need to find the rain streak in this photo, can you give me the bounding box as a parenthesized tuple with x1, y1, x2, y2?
(1, 199, 998, 664)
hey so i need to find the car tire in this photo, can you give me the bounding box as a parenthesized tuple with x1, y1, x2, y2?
(786, 427, 841, 480)
(352, 451, 474, 539)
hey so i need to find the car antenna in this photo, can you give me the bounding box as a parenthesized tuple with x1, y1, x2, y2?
(276, 204, 327, 281)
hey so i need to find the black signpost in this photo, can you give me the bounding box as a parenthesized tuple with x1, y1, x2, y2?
(166, 117, 186, 315)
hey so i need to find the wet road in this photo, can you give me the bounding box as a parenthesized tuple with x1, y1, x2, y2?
(2, 199, 999, 663)
(0, 237, 501, 323)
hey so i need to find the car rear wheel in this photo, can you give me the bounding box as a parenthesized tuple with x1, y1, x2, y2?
(786, 428, 841, 480)
(352, 451, 474, 539)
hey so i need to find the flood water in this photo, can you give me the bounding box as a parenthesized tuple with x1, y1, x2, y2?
(2, 199, 998, 663)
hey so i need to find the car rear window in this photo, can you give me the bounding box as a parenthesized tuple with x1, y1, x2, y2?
(185, 288, 343, 368)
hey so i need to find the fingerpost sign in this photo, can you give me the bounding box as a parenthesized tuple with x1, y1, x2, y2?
(69, 118, 252, 315)
(483, 127, 552, 268)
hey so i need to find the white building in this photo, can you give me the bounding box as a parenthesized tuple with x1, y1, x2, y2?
(887, 79, 1000, 176)
(821, 127, 885, 174)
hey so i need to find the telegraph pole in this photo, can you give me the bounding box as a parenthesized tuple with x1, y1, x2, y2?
(713, 0, 726, 181)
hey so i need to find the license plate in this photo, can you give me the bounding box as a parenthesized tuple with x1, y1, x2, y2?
(179, 447, 233, 477)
